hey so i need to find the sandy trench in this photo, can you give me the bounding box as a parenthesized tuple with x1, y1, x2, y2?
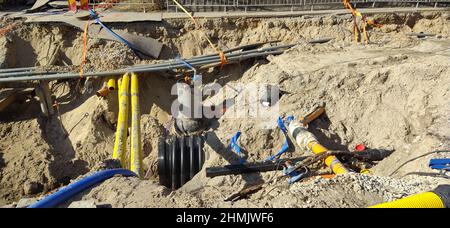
(0, 11, 449, 207)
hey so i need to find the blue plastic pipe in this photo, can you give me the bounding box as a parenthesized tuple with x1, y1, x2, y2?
(28, 169, 137, 208)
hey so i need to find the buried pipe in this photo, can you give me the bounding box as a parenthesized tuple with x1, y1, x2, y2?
(0, 39, 334, 81)
(0, 66, 38, 74)
(205, 157, 308, 178)
(0, 47, 286, 80)
(369, 185, 450, 208)
(0, 44, 289, 79)
(113, 73, 130, 168)
(0, 50, 285, 83)
(28, 169, 137, 208)
(0, 70, 59, 78)
(131, 44, 295, 70)
(287, 121, 350, 175)
(130, 73, 143, 178)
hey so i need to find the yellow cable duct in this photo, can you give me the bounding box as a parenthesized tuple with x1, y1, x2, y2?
(287, 121, 349, 175)
(108, 77, 116, 91)
(113, 73, 130, 167)
(130, 73, 143, 178)
(370, 185, 450, 208)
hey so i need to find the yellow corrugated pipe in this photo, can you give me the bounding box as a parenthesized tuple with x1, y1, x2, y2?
(108, 78, 116, 91)
(370, 192, 446, 208)
(130, 73, 143, 178)
(287, 121, 349, 175)
(113, 73, 130, 167)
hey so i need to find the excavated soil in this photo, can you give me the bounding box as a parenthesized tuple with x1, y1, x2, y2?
(0, 11, 449, 207)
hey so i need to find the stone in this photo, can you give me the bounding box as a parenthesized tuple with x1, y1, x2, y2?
(16, 198, 38, 208)
(23, 181, 42, 195)
(68, 200, 98, 208)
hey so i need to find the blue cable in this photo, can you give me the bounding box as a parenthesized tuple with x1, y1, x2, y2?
(28, 169, 137, 208)
(429, 159, 450, 171)
(89, 9, 144, 57)
(266, 116, 294, 161)
(177, 57, 195, 71)
(229, 131, 245, 164)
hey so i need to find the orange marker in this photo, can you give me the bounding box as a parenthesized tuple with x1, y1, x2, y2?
(68, 0, 77, 12)
(80, 0, 89, 10)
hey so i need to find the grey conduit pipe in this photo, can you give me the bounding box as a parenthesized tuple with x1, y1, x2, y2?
(0, 43, 293, 79)
(0, 38, 333, 80)
(0, 67, 38, 73)
(0, 71, 60, 78)
(0, 50, 284, 83)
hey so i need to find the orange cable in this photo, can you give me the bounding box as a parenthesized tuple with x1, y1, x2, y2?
(79, 20, 90, 78)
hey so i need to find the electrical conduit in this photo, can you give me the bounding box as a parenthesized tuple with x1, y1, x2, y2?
(369, 185, 450, 208)
(108, 77, 116, 91)
(28, 169, 137, 208)
(130, 73, 143, 178)
(113, 73, 130, 167)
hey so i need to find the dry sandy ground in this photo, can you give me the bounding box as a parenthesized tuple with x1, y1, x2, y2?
(0, 11, 449, 207)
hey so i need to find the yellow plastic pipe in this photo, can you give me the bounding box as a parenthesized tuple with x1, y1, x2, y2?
(370, 192, 445, 208)
(308, 142, 349, 175)
(117, 77, 122, 101)
(288, 121, 349, 175)
(113, 73, 130, 167)
(130, 73, 143, 178)
(108, 78, 116, 91)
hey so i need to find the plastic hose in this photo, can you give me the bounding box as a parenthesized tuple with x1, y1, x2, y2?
(113, 73, 130, 167)
(28, 169, 137, 208)
(370, 185, 450, 208)
(107, 78, 116, 91)
(130, 73, 143, 178)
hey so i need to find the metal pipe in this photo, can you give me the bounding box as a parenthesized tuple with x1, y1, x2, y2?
(0, 43, 292, 79)
(0, 43, 293, 80)
(0, 70, 59, 78)
(0, 40, 330, 80)
(0, 50, 284, 83)
(130, 44, 294, 70)
(113, 73, 130, 168)
(130, 73, 143, 178)
(0, 67, 37, 73)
